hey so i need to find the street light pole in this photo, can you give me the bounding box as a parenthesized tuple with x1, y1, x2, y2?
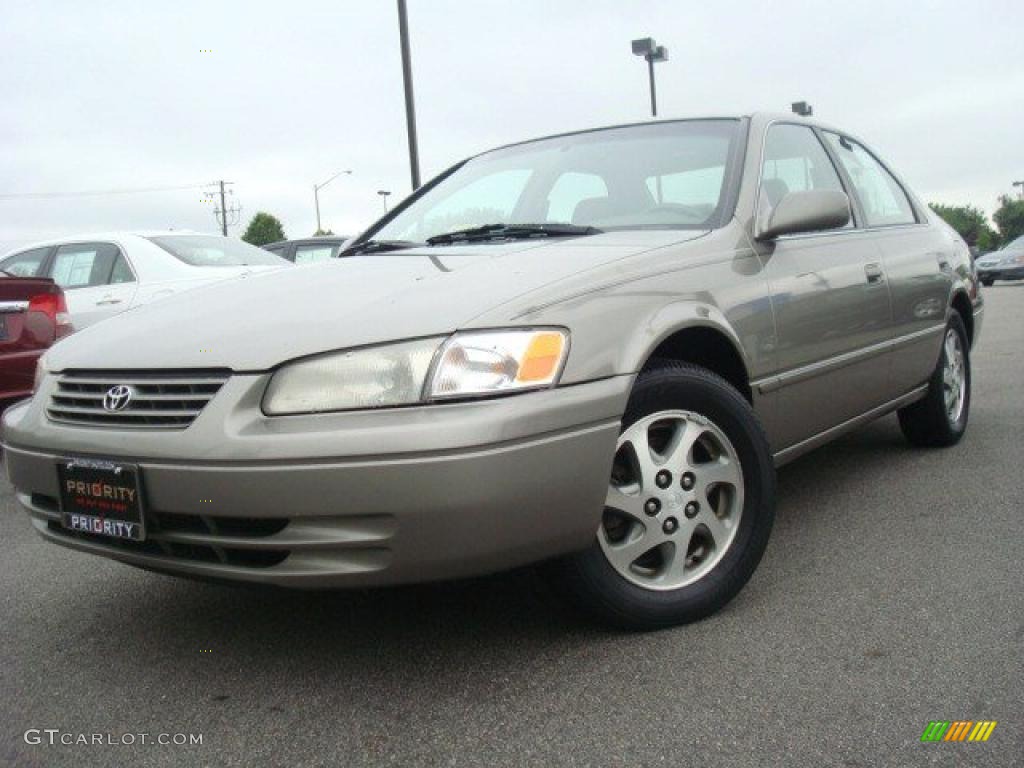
(378, 190, 392, 213)
(397, 0, 421, 190)
(647, 57, 657, 117)
(632, 38, 668, 118)
(1013, 181, 1024, 200)
(313, 169, 352, 233)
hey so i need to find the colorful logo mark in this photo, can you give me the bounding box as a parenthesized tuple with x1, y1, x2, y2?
(921, 721, 997, 742)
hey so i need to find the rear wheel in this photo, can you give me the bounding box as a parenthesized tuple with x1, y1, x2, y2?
(897, 313, 971, 447)
(551, 362, 775, 630)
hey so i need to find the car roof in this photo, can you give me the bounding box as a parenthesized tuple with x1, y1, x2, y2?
(480, 112, 848, 157)
(1, 230, 219, 257)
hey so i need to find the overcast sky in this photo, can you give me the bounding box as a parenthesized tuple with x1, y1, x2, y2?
(1, 0, 1021, 253)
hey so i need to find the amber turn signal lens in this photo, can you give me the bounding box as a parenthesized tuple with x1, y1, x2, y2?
(517, 332, 566, 383)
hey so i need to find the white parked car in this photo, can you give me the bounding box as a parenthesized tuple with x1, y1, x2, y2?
(0, 232, 290, 329)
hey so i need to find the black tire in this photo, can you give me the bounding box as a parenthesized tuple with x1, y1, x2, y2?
(549, 361, 775, 630)
(980, 278, 994, 287)
(897, 313, 971, 447)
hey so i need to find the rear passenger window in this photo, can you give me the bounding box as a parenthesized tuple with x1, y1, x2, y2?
(824, 133, 917, 227)
(1, 247, 49, 277)
(109, 253, 136, 284)
(759, 124, 847, 232)
(50, 243, 119, 289)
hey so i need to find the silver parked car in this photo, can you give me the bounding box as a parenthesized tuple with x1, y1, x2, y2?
(2, 113, 982, 628)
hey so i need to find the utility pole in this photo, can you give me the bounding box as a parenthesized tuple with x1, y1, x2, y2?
(218, 181, 228, 235)
(378, 190, 392, 213)
(209, 181, 240, 236)
(1013, 180, 1024, 200)
(397, 0, 421, 190)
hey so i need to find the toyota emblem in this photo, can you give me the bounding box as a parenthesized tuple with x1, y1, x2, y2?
(103, 385, 134, 412)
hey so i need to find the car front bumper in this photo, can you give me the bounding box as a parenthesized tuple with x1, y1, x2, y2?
(978, 264, 1024, 281)
(2, 373, 631, 587)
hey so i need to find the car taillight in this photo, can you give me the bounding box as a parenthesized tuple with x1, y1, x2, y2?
(28, 291, 74, 339)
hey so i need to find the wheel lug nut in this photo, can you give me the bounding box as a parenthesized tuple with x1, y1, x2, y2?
(681, 472, 696, 490)
(684, 501, 699, 519)
(655, 470, 672, 489)
(663, 517, 679, 534)
(644, 498, 661, 517)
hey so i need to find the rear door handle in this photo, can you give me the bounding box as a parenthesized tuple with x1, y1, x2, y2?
(864, 263, 885, 285)
(95, 296, 123, 306)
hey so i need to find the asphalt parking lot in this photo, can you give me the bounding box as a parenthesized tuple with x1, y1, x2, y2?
(1, 286, 1021, 768)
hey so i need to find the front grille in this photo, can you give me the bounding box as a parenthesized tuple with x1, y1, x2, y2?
(47, 371, 229, 428)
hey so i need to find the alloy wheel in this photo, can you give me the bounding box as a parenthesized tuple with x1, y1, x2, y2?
(599, 410, 744, 590)
(942, 328, 966, 425)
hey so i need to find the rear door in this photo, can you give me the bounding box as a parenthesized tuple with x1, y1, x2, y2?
(47, 242, 138, 329)
(757, 123, 895, 450)
(821, 132, 952, 395)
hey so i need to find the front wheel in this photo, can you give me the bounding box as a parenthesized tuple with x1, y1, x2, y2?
(980, 278, 994, 287)
(897, 313, 971, 447)
(550, 362, 775, 630)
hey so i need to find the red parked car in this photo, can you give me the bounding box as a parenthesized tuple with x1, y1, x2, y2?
(0, 271, 73, 411)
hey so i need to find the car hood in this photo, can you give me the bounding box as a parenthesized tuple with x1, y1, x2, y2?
(46, 231, 708, 372)
(979, 251, 1021, 266)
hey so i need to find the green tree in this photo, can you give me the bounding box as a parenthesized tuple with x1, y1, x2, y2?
(977, 227, 1001, 252)
(993, 195, 1024, 245)
(928, 203, 994, 247)
(241, 212, 286, 246)
(313, 228, 334, 236)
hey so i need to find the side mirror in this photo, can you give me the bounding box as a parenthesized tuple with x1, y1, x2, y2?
(756, 189, 851, 241)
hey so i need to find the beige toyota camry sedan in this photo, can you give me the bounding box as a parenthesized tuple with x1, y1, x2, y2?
(2, 113, 982, 629)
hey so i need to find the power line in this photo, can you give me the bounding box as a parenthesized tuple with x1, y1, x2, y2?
(0, 183, 206, 200)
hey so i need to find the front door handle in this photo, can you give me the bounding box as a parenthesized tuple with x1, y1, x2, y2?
(864, 263, 885, 285)
(95, 296, 123, 306)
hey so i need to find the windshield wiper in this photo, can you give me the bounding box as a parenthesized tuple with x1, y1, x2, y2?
(342, 239, 420, 256)
(426, 223, 602, 246)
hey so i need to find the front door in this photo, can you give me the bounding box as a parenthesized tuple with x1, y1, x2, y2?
(756, 123, 894, 450)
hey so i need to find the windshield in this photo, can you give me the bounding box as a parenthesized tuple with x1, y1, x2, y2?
(370, 120, 740, 244)
(1001, 235, 1024, 252)
(147, 235, 287, 267)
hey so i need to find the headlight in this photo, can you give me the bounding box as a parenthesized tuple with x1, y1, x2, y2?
(263, 338, 442, 415)
(427, 329, 568, 399)
(32, 354, 49, 394)
(262, 328, 569, 415)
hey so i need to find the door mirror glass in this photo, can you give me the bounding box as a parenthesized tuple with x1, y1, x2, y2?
(756, 189, 851, 241)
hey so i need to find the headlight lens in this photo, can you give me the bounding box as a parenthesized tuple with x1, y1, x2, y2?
(263, 337, 442, 415)
(263, 328, 570, 415)
(427, 329, 568, 399)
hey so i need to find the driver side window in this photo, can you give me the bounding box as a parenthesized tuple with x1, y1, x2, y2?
(759, 124, 848, 230)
